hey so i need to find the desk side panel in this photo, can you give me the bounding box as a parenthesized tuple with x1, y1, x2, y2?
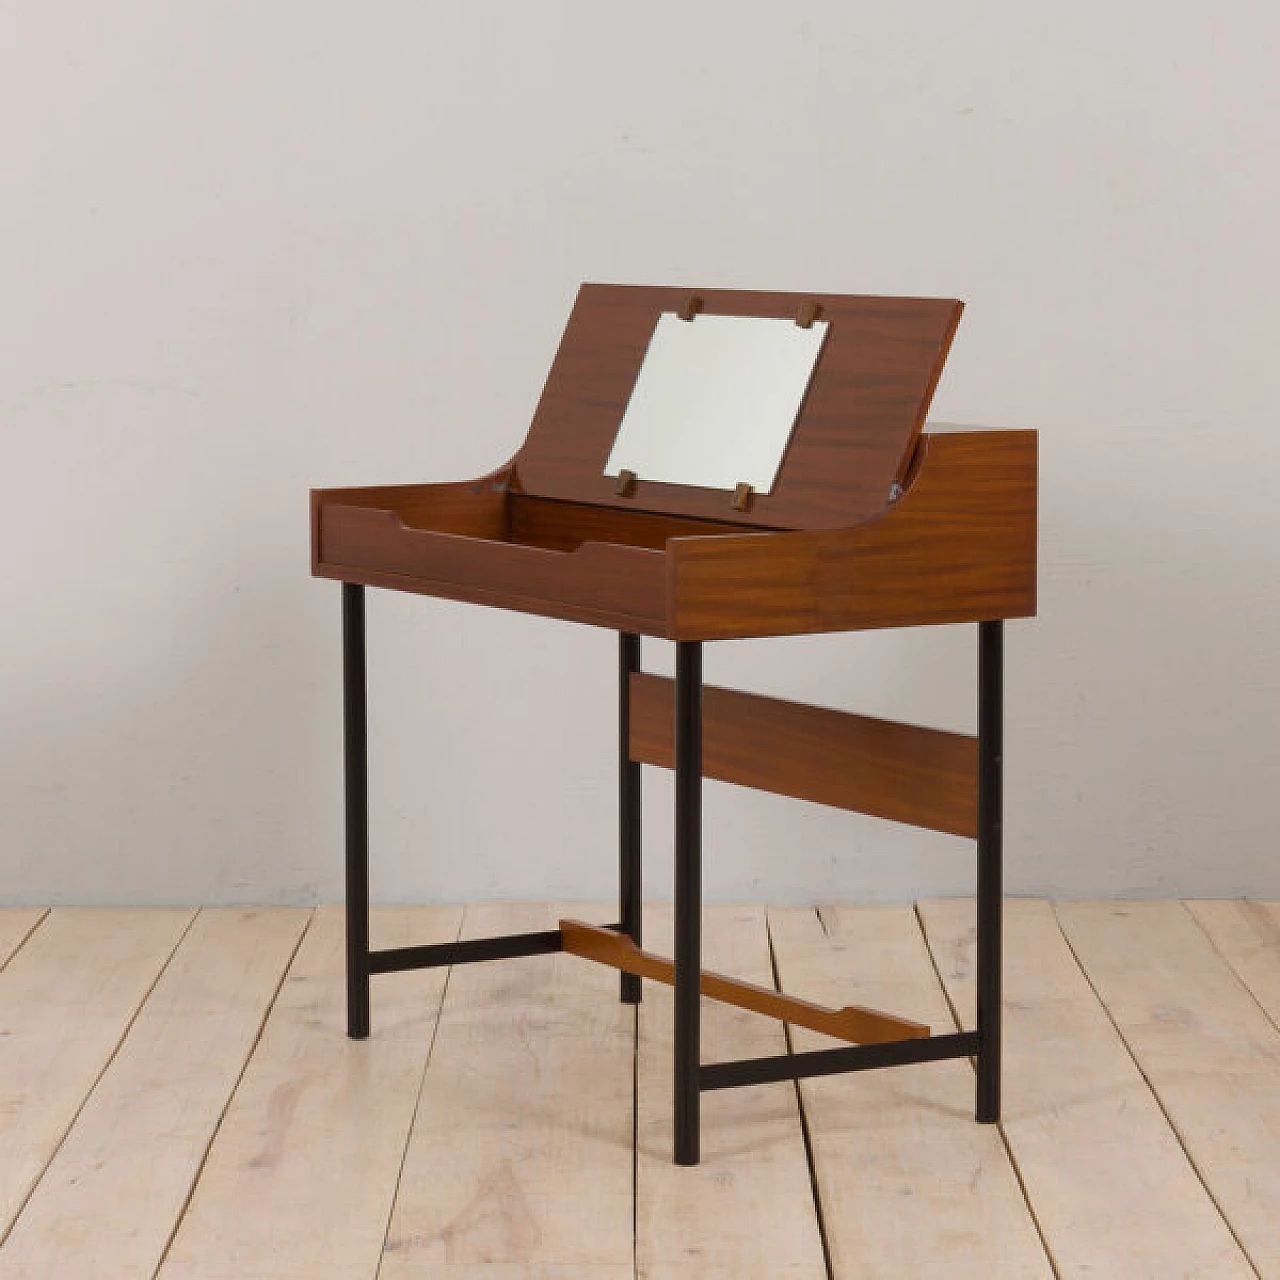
(313, 498, 668, 635)
(310, 474, 513, 574)
(666, 431, 1037, 640)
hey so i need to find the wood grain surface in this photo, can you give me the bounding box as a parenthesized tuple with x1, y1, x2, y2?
(0, 909, 194, 1242)
(1056, 901, 1280, 1276)
(666, 429, 1037, 638)
(0, 911, 46, 970)
(919, 899, 1254, 1278)
(559, 918, 929, 1044)
(1, 902, 1274, 1275)
(516, 283, 962, 531)
(629, 671, 978, 836)
(311, 429, 1035, 639)
(635, 904, 827, 1279)
(379, 903, 633, 1278)
(157, 906, 461, 1280)
(769, 905, 1052, 1279)
(0, 909, 307, 1280)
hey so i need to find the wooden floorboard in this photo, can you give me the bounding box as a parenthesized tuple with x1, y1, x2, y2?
(156, 905, 462, 1280)
(919, 898, 1254, 1279)
(1188, 899, 1280, 1028)
(768, 905, 1052, 1278)
(0, 912, 47, 971)
(0, 908, 309, 1280)
(378, 902, 634, 1279)
(635, 903, 826, 1280)
(3, 900, 1279, 1277)
(0, 907, 195, 1244)
(1057, 901, 1280, 1277)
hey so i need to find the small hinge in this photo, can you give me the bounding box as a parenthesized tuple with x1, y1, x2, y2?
(616, 468, 637, 497)
(678, 294, 704, 322)
(796, 300, 822, 329)
(732, 482, 754, 512)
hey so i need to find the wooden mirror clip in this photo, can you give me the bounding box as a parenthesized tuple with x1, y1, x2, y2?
(678, 294, 703, 322)
(796, 300, 822, 329)
(732, 482, 754, 512)
(615, 468, 637, 497)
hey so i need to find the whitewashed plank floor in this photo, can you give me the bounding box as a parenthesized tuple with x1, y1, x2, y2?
(0, 900, 1277, 1279)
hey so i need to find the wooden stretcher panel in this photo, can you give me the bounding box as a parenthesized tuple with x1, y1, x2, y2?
(629, 672, 978, 838)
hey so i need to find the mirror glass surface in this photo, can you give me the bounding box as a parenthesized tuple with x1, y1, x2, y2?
(603, 312, 829, 494)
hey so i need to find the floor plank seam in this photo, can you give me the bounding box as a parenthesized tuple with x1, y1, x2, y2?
(0, 908, 50, 972)
(911, 901, 1064, 1280)
(373, 903, 468, 1278)
(766, 907, 835, 1280)
(0, 906, 201, 1250)
(148, 907, 318, 1280)
(1049, 902, 1263, 1280)
(813, 905, 832, 940)
(1182, 901, 1280, 1040)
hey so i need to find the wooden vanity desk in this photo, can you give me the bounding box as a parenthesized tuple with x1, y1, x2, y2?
(311, 283, 1037, 1165)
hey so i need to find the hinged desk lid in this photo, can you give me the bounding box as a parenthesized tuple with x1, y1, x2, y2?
(514, 284, 962, 531)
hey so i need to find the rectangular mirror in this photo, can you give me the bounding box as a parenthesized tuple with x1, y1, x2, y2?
(603, 311, 829, 494)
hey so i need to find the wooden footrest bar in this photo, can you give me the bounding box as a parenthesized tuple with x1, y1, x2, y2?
(560, 919, 929, 1045)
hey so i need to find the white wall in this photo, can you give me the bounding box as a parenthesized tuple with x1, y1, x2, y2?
(3, 2, 1278, 906)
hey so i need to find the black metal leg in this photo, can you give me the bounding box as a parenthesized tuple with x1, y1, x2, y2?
(976, 620, 1003, 1121)
(343, 584, 371, 1040)
(674, 640, 703, 1165)
(619, 633, 643, 1004)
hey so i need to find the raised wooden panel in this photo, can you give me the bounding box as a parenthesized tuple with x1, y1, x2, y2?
(515, 284, 962, 531)
(629, 672, 978, 838)
(666, 430, 1037, 639)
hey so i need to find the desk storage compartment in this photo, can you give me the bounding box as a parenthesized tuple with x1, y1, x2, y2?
(310, 478, 744, 634)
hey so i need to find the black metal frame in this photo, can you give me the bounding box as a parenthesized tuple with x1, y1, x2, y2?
(619, 634, 643, 1004)
(340, 583, 1005, 1164)
(673, 640, 703, 1165)
(976, 619, 1003, 1122)
(343, 584, 370, 1040)
(701, 1030, 982, 1090)
(369, 930, 565, 973)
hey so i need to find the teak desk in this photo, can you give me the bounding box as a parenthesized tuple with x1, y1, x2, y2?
(311, 284, 1037, 1165)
